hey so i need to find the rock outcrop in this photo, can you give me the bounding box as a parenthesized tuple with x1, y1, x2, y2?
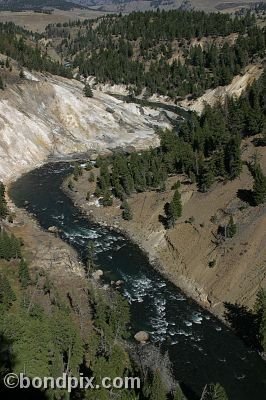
(0, 71, 171, 183)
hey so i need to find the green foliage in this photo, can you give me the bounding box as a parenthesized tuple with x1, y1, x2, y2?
(201, 383, 228, 400)
(0, 274, 16, 309)
(224, 136, 242, 180)
(166, 189, 182, 228)
(252, 162, 266, 205)
(173, 385, 187, 399)
(144, 370, 167, 400)
(83, 82, 93, 98)
(73, 162, 82, 181)
(171, 181, 181, 190)
(0, 22, 72, 78)
(19, 259, 31, 289)
(254, 288, 266, 352)
(86, 240, 96, 275)
(227, 216, 237, 238)
(0, 230, 21, 260)
(102, 191, 113, 207)
(122, 200, 133, 221)
(0, 181, 8, 218)
(0, 75, 4, 90)
(47, 10, 264, 98)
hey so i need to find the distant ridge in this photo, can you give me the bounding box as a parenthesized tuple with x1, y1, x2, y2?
(0, 0, 86, 11)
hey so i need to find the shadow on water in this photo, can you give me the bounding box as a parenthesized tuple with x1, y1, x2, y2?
(223, 302, 262, 351)
(9, 162, 266, 400)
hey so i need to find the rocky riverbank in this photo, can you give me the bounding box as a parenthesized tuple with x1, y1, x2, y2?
(62, 139, 266, 321)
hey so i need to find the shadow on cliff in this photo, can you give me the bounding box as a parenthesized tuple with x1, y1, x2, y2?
(223, 302, 262, 351)
(237, 189, 255, 206)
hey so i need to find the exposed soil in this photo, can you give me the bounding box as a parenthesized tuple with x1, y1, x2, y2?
(63, 136, 266, 320)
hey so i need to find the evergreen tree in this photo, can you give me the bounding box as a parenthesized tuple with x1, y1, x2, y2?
(102, 191, 113, 207)
(0, 181, 8, 218)
(148, 370, 167, 400)
(166, 189, 182, 228)
(173, 385, 187, 399)
(83, 82, 93, 98)
(226, 216, 237, 238)
(0, 76, 4, 90)
(224, 136, 242, 179)
(201, 383, 228, 400)
(253, 163, 266, 205)
(198, 165, 215, 193)
(121, 200, 133, 221)
(73, 163, 82, 181)
(86, 240, 96, 275)
(19, 259, 31, 289)
(0, 274, 16, 309)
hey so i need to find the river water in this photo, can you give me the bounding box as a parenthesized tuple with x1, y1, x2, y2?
(9, 162, 266, 399)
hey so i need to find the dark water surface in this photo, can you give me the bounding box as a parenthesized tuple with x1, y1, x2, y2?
(10, 163, 266, 399)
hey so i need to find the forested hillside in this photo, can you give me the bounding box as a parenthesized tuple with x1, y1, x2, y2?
(91, 69, 266, 211)
(0, 22, 72, 77)
(0, 0, 84, 11)
(45, 9, 265, 97)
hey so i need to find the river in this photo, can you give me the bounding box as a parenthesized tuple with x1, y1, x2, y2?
(9, 162, 266, 400)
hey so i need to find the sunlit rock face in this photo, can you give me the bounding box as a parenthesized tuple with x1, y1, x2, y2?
(0, 72, 171, 182)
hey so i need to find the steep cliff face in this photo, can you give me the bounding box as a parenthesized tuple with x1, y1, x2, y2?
(0, 72, 171, 182)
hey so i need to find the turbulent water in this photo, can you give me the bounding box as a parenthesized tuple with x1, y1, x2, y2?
(10, 162, 266, 399)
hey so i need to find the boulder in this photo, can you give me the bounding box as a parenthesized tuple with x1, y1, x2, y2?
(134, 331, 150, 343)
(115, 280, 124, 287)
(92, 269, 104, 281)
(90, 153, 98, 161)
(48, 226, 59, 234)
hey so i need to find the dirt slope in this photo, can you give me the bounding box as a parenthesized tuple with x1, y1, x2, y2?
(67, 137, 266, 318)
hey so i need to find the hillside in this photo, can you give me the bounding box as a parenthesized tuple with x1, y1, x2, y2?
(0, 61, 173, 182)
(0, 0, 85, 11)
(66, 0, 264, 13)
(44, 9, 265, 100)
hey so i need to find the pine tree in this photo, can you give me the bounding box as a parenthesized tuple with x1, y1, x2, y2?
(0, 274, 16, 309)
(0, 76, 4, 90)
(253, 163, 266, 205)
(198, 165, 214, 193)
(148, 370, 167, 400)
(0, 181, 8, 218)
(259, 305, 266, 352)
(224, 136, 242, 180)
(173, 385, 187, 399)
(19, 259, 31, 289)
(73, 163, 82, 181)
(121, 200, 133, 221)
(166, 189, 182, 228)
(102, 191, 113, 207)
(201, 383, 228, 400)
(86, 241, 96, 275)
(83, 83, 93, 98)
(226, 216, 237, 238)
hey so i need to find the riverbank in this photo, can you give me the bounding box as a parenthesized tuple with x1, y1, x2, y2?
(62, 137, 266, 321)
(3, 192, 93, 339)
